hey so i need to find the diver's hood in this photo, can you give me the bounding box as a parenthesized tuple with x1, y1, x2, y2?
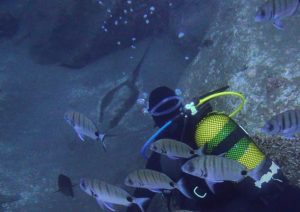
(148, 86, 182, 127)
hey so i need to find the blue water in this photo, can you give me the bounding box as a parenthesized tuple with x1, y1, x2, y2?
(1, 0, 299, 211)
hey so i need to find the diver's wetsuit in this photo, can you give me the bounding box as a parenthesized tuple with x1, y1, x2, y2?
(127, 103, 239, 211)
(127, 87, 300, 212)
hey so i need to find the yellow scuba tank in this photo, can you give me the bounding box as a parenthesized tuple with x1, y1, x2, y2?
(194, 112, 265, 170)
(187, 91, 265, 170)
(188, 91, 282, 189)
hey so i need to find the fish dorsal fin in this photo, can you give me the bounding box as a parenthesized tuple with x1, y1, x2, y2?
(194, 148, 204, 156)
(168, 155, 180, 160)
(99, 133, 106, 141)
(96, 198, 116, 211)
(74, 126, 85, 141)
(103, 202, 117, 211)
(77, 132, 85, 141)
(133, 197, 149, 212)
(273, 19, 284, 30)
(97, 134, 107, 152)
(176, 178, 193, 199)
(205, 180, 223, 194)
(149, 189, 162, 193)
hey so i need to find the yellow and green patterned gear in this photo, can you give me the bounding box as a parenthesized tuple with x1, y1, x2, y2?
(195, 113, 265, 170)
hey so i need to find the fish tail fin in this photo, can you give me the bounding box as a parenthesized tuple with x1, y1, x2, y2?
(98, 134, 107, 152)
(176, 178, 193, 199)
(133, 197, 150, 212)
(195, 147, 204, 156)
(247, 169, 258, 181)
(248, 165, 263, 181)
(205, 180, 217, 194)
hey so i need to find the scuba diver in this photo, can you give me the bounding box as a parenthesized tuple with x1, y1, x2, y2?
(127, 86, 300, 212)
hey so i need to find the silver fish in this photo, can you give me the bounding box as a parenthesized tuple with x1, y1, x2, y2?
(64, 111, 106, 150)
(262, 109, 300, 139)
(150, 139, 203, 159)
(181, 155, 248, 183)
(124, 169, 191, 199)
(80, 178, 149, 212)
(255, 0, 299, 29)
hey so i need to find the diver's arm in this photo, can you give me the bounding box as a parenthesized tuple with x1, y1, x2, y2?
(126, 153, 162, 212)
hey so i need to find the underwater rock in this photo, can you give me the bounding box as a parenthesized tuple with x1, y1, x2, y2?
(29, 0, 168, 68)
(266, 76, 288, 95)
(168, 0, 219, 58)
(178, 0, 300, 135)
(0, 193, 20, 206)
(0, 11, 19, 39)
(29, 0, 108, 66)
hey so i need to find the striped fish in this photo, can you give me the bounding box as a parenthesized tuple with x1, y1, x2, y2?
(262, 109, 300, 139)
(124, 169, 191, 199)
(255, 0, 299, 29)
(64, 111, 106, 150)
(79, 178, 149, 212)
(150, 139, 203, 159)
(181, 155, 248, 183)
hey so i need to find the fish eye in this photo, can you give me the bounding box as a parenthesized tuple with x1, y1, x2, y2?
(95, 132, 99, 137)
(189, 150, 195, 155)
(127, 196, 133, 202)
(241, 170, 247, 176)
(91, 189, 98, 198)
(127, 178, 134, 185)
(260, 9, 265, 17)
(80, 181, 86, 189)
(187, 163, 195, 173)
(268, 124, 274, 131)
(152, 145, 157, 150)
(169, 182, 175, 188)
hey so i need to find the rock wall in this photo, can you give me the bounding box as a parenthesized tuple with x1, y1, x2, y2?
(179, 0, 300, 134)
(23, 0, 170, 68)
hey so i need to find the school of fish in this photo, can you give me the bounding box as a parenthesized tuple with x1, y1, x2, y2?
(57, 1, 300, 211)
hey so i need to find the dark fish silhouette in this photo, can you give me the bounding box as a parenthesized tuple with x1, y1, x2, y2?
(98, 38, 153, 130)
(56, 174, 76, 197)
